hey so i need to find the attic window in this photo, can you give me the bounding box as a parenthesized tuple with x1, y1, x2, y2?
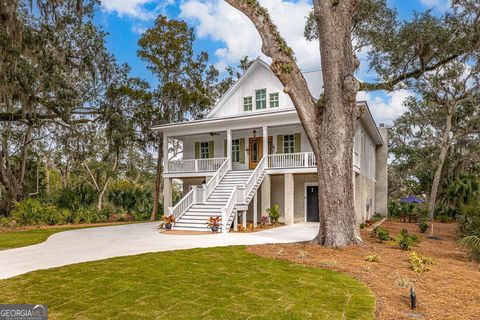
(270, 93, 279, 108)
(255, 89, 266, 109)
(243, 97, 252, 111)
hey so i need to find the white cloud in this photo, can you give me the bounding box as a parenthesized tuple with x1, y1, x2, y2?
(100, 0, 174, 20)
(180, 0, 320, 70)
(357, 90, 414, 125)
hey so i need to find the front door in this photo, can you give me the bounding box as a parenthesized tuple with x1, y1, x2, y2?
(249, 137, 263, 169)
(306, 185, 320, 222)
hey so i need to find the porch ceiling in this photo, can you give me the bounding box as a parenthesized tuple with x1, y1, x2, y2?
(152, 109, 300, 137)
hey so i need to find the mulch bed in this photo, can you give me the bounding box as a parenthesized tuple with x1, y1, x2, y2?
(247, 219, 480, 320)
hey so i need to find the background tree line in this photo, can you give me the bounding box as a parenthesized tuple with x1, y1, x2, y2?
(0, 0, 248, 224)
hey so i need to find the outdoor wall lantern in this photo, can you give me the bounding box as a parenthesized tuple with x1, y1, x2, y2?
(253, 129, 257, 138)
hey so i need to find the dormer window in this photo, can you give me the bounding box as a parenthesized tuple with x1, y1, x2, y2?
(243, 96, 253, 111)
(255, 89, 266, 109)
(270, 93, 279, 108)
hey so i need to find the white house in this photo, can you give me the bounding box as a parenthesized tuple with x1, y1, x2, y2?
(153, 59, 388, 232)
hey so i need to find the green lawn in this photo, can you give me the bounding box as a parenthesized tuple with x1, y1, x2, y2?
(0, 246, 374, 319)
(0, 223, 138, 250)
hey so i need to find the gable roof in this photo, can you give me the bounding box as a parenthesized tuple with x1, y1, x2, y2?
(206, 58, 324, 118)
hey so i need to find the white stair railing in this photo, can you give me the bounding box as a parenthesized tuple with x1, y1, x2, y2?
(243, 155, 268, 203)
(221, 186, 238, 233)
(169, 186, 196, 221)
(205, 157, 230, 198)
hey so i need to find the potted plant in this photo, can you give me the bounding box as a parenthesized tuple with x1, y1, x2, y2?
(207, 216, 222, 233)
(159, 214, 175, 231)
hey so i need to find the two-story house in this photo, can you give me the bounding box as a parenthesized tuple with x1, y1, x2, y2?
(153, 58, 388, 232)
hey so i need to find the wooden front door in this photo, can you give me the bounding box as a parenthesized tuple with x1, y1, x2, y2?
(249, 137, 263, 169)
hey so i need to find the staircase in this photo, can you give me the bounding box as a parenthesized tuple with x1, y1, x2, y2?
(173, 170, 252, 231)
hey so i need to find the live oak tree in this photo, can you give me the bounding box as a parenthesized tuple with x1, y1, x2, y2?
(390, 61, 480, 219)
(224, 0, 479, 246)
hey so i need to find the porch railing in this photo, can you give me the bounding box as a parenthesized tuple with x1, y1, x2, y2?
(267, 152, 316, 169)
(166, 157, 227, 174)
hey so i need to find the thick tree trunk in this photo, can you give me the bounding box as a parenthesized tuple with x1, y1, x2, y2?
(313, 0, 360, 246)
(224, 0, 360, 247)
(428, 109, 453, 220)
(151, 136, 164, 220)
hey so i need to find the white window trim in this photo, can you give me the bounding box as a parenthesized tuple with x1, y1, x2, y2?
(255, 89, 267, 110)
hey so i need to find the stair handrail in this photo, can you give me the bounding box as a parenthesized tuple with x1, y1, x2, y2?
(205, 157, 230, 198)
(221, 185, 238, 233)
(243, 155, 268, 203)
(169, 186, 197, 221)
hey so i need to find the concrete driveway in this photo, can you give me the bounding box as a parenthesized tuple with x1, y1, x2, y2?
(0, 222, 318, 279)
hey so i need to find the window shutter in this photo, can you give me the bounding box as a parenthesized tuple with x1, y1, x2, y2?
(209, 141, 214, 158)
(276, 135, 283, 154)
(294, 133, 301, 153)
(224, 139, 227, 157)
(195, 142, 200, 159)
(239, 138, 245, 164)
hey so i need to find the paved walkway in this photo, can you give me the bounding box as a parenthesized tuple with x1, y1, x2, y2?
(0, 222, 318, 279)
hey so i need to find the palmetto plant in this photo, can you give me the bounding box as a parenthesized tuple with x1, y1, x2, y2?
(441, 174, 480, 209)
(459, 235, 480, 262)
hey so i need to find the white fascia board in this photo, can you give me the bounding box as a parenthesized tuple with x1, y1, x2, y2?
(357, 100, 384, 145)
(154, 109, 299, 137)
(205, 58, 271, 119)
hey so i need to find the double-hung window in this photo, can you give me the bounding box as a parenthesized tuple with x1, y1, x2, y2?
(255, 89, 267, 109)
(243, 97, 253, 111)
(200, 142, 210, 159)
(232, 139, 240, 162)
(269, 93, 279, 108)
(283, 135, 295, 154)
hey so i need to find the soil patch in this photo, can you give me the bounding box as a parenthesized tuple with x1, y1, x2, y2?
(247, 219, 480, 320)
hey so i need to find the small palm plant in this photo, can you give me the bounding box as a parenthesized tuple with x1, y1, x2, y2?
(207, 216, 222, 233)
(266, 205, 281, 225)
(158, 214, 175, 230)
(459, 235, 480, 262)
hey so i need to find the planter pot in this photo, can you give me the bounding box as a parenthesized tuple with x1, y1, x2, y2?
(211, 226, 219, 233)
(165, 223, 173, 230)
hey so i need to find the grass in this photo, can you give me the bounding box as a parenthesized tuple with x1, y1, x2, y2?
(0, 223, 139, 250)
(0, 246, 375, 319)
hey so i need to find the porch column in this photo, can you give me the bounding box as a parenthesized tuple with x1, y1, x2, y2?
(284, 173, 294, 225)
(253, 192, 258, 227)
(242, 210, 247, 228)
(163, 177, 173, 213)
(227, 129, 232, 170)
(163, 134, 169, 171)
(261, 174, 271, 217)
(262, 126, 268, 157)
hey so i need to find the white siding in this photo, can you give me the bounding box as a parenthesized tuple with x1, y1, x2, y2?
(209, 65, 294, 118)
(354, 124, 376, 181)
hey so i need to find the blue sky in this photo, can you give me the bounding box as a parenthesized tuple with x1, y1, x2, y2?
(95, 0, 451, 124)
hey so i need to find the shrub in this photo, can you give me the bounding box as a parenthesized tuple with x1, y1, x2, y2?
(396, 228, 420, 250)
(409, 251, 433, 273)
(437, 215, 451, 223)
(371, 213, 383, 222)
(55, 184, 97, 210)
(72, 207, 106, 224)
(108, 183, 154, 221)
(418, 221, 429, 233)
(266, 205, 281, 225)
(372, 226, 390, 241)
(457, 202, 480, 237)
(11, 198, 72, 225)
(459, 236, 480, 262)
(359, 223, 365, 229)
(388, 200, 401, 217)
(365, 254, 381, 263)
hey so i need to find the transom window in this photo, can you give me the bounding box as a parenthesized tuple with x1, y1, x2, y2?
(270, 93, 279, 108)
(200, 142, 210, 159)
(283, 135, 295, 154)
(255, 89, 266, 109)
(243, 96, 253, 111)
(232, 139, 240, 162)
